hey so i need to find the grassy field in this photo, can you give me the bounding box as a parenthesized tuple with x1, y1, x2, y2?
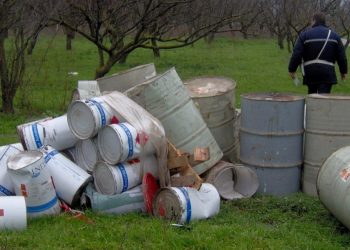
(1, 35, 350, 249)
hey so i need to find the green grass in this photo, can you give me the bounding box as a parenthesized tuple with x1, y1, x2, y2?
(1, 194, 349, 249)
(1, 36, 350, 249)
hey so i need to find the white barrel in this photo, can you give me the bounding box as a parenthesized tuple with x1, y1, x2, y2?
(41, 146, 92, 207)
(17, 115, 78, 151)
(75, 137, 100, 172)
(203, 161, 259, 200)
(0, 196, 27, 230)
(67, 96, 122, 139)
(0, 143, 23, 196)
(71, 80, 101, 102)
(98, 122, 156, 165)
(153, 183, 220, 223)
(97, 63, 156, 93)
(93, 155, 158, 195)
(81, 184, 145, 214)
(7, 151, 61, 217)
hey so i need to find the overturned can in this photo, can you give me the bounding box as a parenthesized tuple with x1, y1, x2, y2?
(41, 146, 92, 207)
(7, 150, 61, 217)
(75, 137, 100, 172)
(81, 184, 145, 214)
(17, 115, 78, 151)
(153, 183, 220, 223)
(98, 122, 156, 165)
(0, 143, 23, 196)
(93, 155, 158, 195)
(67, 96, 122, 140)
(203, 161, 259, 200)
(0, 196, 27, 230)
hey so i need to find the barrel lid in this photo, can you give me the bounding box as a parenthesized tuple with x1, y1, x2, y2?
(308, 93, 350, 100)
(241, 93, 304, 102)
(67, 100, 96, 140)
(93, 161, 117, 195)
(152, 188, 182, 222)
(184, 77, 236, 97)
(143, 173, 160, 215)
(7, 151, 43, 170)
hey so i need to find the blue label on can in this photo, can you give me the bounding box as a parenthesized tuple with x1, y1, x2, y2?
(89, 99, 106, 126)
(118, 163, 129, 192)
(0, 185, 14, 196)
(27, 196, 58, 213)
(31, 123, 43, 148)
(179, 187, 192, 224)
(44, 149, 59, 163)
(119, 123, 134, 158)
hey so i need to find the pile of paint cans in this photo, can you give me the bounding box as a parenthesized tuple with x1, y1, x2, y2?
(1, 64, 260, 230)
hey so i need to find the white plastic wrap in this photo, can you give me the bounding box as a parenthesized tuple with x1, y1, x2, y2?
(101, 91, 169, 187)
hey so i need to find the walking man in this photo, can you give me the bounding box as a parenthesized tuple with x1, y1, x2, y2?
(288, 12, 348, 94)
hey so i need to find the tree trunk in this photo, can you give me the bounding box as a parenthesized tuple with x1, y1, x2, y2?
(151, 38, 160, 58)
(277, 34, 284, 50)
(95, 54, 119, 79)
(204, 32, 215, 44)
(0, 32, 14, 113)
(27, 33, 39, 55)
(66, 36, 73, 50)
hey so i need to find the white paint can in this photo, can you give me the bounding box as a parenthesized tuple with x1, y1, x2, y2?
(75, 137, 100, 172)
(17, 115, 78, 151)
(153, 183, 220, 223)
(81, 184, 145, 215)
(0, 143, 23, 196)
(0, 196, 27, 230)
(41, 146, 92, 207)
(93, 155, 158, 195)
(7, 150, 61, 217)
(67, 96, 122, 139)
(98, 122, 155, 165)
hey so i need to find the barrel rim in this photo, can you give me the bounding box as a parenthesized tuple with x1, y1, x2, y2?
(241, 92, 305, 102)
(308, 93, 350, 100)
(96, 63, 155, 81)
(7, 150, 43, 170)
(184, 76, 236, 98)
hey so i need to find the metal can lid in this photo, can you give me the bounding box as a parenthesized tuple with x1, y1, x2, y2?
(152, 188, 182, 223)
(185, 77, 236, 97)
(241, 92, 304, 102)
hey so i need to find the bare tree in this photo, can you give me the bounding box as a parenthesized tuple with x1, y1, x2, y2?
(0, 0, 56, 113)
(53, 0, 244, 79)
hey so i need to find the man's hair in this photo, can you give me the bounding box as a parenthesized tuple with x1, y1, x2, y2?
(313, 12, 326, 25)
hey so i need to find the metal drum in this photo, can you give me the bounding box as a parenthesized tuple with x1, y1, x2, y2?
(240, 93, 304, 196)
(97, 63, 156, 93)
(125, 68, 223, 174)
(184, 77, 237, 162)
(317, 146, 350, 230)
(304, 94, 350, 196)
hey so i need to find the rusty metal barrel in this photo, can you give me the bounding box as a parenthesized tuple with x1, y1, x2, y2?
(304, 94, 350, 196)
(240, 93, 304, 195)
(184, 77, 237, 162)
(317, 146, 350, 230)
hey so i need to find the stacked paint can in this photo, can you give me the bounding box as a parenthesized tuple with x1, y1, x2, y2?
(7, 151, 61, 217)
(17, 115, 78, 151)
(240, 93, 304, 196)
(0, 143, 23, 196)
(303, 94, 350, 196)
(184, 77, 238, 163)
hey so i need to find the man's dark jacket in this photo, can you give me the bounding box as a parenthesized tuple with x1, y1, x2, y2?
(288, 24, 348, 85)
